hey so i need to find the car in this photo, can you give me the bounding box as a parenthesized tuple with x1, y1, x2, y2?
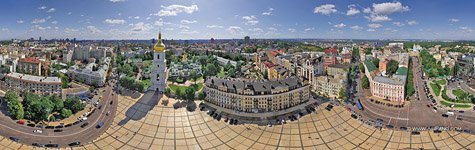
(463, 129, 472, 134)
(229, 119, 234, 125)
(65, 124, 73, 128)
(80, 122, 89, 128)
(17, 120, 25, 125)
(98, 104, 102, 109)
(32, 143, 45, 147)
(233, 119, 238, 125)
(110, 100, 113, 105)
(441, 114, 449, 117)
(411, 131, 421, 135)
(54, 129, 63, 132)
(96, 121, 104, 128)
(433, 130, 442, 133)
(27, 123, 35, 127)
(33, 130, 42, 133)
(9, 137, 19, 142)
(223, 117, 229, 122)
(106, 111, 111, 116)
(458, 110, 465, 113)
(55, 125, 64, 129)
(386, 125, 394, 129)
(376, 118, 384, 122)
(351, 114, 358, 119)
(400, 127, 408, 131)
(45, 126, 55, 129)
(457, 117, 463, 121)
(68, 141, 81, 146)
(45, 144, 59, 148)
(267, 122, 272, 127)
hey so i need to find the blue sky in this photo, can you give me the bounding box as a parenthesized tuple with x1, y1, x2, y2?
(0, 0, 474, 40)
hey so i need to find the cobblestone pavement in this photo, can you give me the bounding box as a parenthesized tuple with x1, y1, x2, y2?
(0, 95, 474, 150)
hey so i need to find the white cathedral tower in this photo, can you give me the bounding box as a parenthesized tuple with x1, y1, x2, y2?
(149, 32, 167, 93)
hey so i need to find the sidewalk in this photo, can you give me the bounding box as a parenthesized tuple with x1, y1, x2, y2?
(204, 98, 318, 119)
(46, 104, 93, 126)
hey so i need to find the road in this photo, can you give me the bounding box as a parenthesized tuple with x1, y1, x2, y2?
(353, 56, 475, 132)
(0, 81, 118, 148)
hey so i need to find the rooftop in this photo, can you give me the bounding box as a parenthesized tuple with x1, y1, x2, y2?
(6, 72, 61, 84)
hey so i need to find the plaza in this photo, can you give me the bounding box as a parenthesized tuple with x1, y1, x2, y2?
(0, 93, 473, 149)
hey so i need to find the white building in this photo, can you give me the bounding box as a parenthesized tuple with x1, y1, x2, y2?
(149, 32, 167, 93)
(67, 57, 111, 87)
(4, 72, 62, 96)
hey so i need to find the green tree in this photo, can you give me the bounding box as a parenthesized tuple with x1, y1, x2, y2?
(50, 95, 64, 112)
(190, 70, 199, 84)
(185, 87, 196, 101)
(175, 88, 183, 99)
(386, 60, 399, 76)
(338, 87, 347, 102)
(263, 69, 268, 79)
(198, 91, 206, 100)
(362, 75, 370, 89)
(359, 63, 365, 73)
(372, 59, 380, 68)
(65, 97, 84, 114)
(61, 108, 73, 118)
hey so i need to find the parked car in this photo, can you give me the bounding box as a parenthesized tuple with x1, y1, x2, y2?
(80, 122, 89, 128)
(96, 121, 104, 128)
(45, 144, 59, 148)
(33, 130, 42, 133)
(68, 141, 81, 146)
(9, 137, 19, 142)
(32, 143, 45, 147)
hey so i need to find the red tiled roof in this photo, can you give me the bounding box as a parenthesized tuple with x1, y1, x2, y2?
(263, 61, 275, 68)
(19, 57, 41, 64)
(324, 48, 338, 55)
(269, 50, 280, 57)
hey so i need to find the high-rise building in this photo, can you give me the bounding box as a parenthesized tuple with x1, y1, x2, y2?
(149, 32, 167, 93)
(244, 36, 250, 44)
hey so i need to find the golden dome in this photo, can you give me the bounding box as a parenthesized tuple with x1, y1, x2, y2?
(153, 32, 166, 52)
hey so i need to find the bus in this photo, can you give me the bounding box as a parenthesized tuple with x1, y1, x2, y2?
(356, 99, 364, 110)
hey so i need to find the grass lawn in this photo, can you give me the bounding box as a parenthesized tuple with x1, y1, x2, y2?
(430, 83, 441, 96)
(168, 83, 203, 93)
(435, 79, 446, 85)
(440, 100, 472, 108)
(191, 76, 203, 82)
(217, 67, 225, 78)
(142, 79, 150, 89)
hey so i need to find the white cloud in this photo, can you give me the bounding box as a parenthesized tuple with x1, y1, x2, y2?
(46, 8, 56, 13)
(262, 8, 274, 16)
(104, 19, 126, 25)
(51, 21, 58, 24)
(365, 14, 391, 22)
(179, 25, 190, 29)
(268, 27, 278, 31)
(368, 23, 382, 28)
(86, 26, 102, 33)
(350, 25, 363, 30)
(17, 20, 24, 24)
(133, 16, 140, 19)
(38, 6, 47, 10)
(226, 26, 242, 34)
(346, 7, 360, 16)
(367, 28, 376, 32)
(372, 2, 409, 15)
(363, 7, 372, 13)
(304, 27, 315, 32)
(154, 5, 199, 16)
(154, 18, 171, 26)
(206, 25, 223, 28)
(67, 12, 72, 15)
(1, 28, 8, 31)
(180, 19, 197, 24)
(392, 22, 405, 27)
(288, 28, 296, 32)
(146, 17, 151, 20)
(449, 18, 460, 23)
(248, 28, 264, 32)
(459, 26, 473, 32)
(179, 30, 199, 35)
(32, 18, 46, 24)
(109, 0, 127, 2)
(65, 28, 79, 33)
(333, 23, 346, 28)
(131, 22, 152, 32)
(314, 4, 337, 15)
(242, 15, 258, 25)
(407, 20, 418, 25)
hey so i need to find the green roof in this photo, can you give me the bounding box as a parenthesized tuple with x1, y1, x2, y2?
(364, 60, 377, 72)
(396, 67, 408, 75)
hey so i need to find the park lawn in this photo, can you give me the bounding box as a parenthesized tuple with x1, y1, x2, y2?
(430, 83, 441, 96)
(440, 100, 472, 108)
(217, 67, 225, 78)
(452, 89, 466, 98)
(142, 79, 150, 89)
(169, 83, 203, 93)
(435, 79, 446, 85)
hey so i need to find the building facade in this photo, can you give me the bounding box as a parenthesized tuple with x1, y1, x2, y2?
(313, 75, 346, 98)
(4, 72, 61, 96)
(149, 32, 167, 93)
(17, 57, 42, 76)
(204, 76, 310, 113)
(67, 57, 110, 87)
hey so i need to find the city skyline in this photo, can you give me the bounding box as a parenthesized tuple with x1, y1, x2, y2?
(1, 0, 475, 40)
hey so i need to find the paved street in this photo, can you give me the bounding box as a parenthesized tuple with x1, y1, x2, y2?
(0, 85, 118, 148)
(354, 56, 475, 132)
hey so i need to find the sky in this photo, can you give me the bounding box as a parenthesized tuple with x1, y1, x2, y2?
(0, 0, 474, 40)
